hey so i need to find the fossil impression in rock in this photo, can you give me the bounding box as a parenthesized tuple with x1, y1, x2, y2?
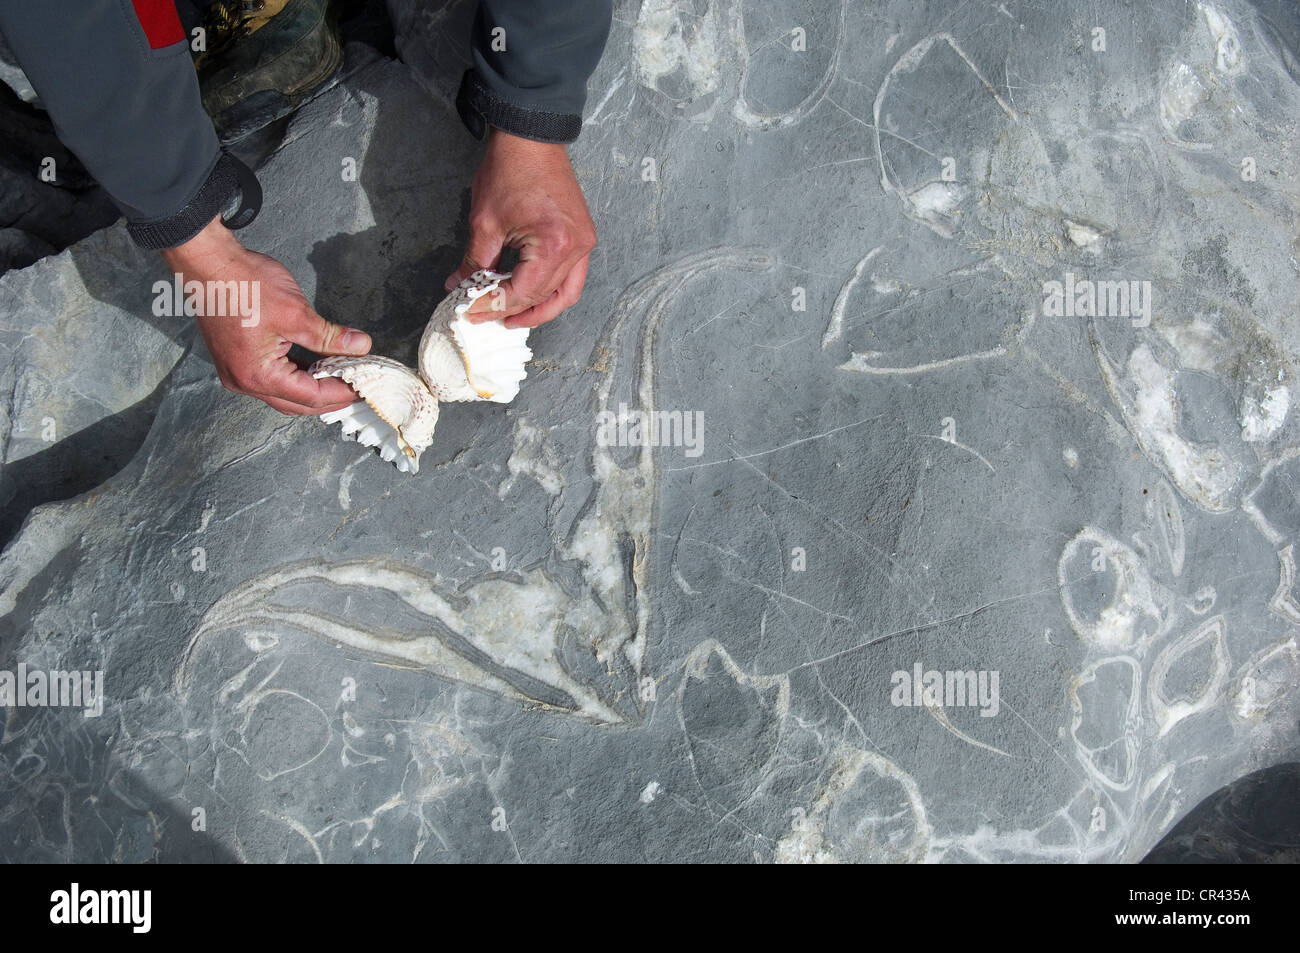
(311, 270, 530, 473)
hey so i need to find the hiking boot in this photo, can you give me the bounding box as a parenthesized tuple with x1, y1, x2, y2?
(197, 0, 343, 145)
(190, 1, 251, 68)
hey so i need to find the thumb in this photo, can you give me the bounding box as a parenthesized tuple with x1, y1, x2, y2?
(444, 227, 504, 292)
(292, 311, 371, 356)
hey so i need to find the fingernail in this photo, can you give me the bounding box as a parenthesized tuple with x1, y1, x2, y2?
(341, 329, 370, 352)
(444, 274, 459, 292)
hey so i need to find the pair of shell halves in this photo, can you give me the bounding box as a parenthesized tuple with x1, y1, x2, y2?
(310, 270, 531, 473)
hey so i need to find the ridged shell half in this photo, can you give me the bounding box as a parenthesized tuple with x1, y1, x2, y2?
(419, 269, 532, 404)
(311, 355, 439, 473)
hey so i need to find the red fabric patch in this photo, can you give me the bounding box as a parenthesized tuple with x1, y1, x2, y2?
(130, 0, 185, 49)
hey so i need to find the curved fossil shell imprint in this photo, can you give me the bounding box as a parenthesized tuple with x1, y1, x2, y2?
(311, 270, 531, 473)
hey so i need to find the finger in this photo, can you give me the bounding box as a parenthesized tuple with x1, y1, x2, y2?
(467, 250, 562, 321)
(268, 360, 364, 412)
(445, 225, 505, 291)
(247, 378, 351, 416)
(504, 255, 589, 329)
(259, 393, 338, 416)
(285, 309, 371, 357)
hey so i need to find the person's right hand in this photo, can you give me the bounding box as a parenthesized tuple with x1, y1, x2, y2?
(161, 216, 371, 415)
(444, 128, 597, 330)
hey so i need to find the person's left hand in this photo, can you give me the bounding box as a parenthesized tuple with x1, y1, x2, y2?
(444, 127, 596, 329)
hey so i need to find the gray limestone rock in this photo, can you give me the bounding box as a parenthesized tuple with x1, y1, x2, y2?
(1, 0, 1299, 862)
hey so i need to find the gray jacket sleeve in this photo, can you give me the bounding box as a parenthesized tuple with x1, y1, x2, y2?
(0, 0, 251, 249)
(456, 0, 613, 144)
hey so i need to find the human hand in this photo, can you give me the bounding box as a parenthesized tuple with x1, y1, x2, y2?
(161, 216, 372, 415)
(444, 128, 597, 329)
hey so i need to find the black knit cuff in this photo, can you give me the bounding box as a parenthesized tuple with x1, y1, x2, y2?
(455, 70, 583, 145)
(127, 151, 262, 250)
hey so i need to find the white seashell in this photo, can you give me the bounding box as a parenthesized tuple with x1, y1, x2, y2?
(419, 269, 532, 403)
(312, 355, 439, 473)
(449, 316, 532, 403)
(311, 270, 532, 473)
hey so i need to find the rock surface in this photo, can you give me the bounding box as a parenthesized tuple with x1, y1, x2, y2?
(1, 0, 1299, 862)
